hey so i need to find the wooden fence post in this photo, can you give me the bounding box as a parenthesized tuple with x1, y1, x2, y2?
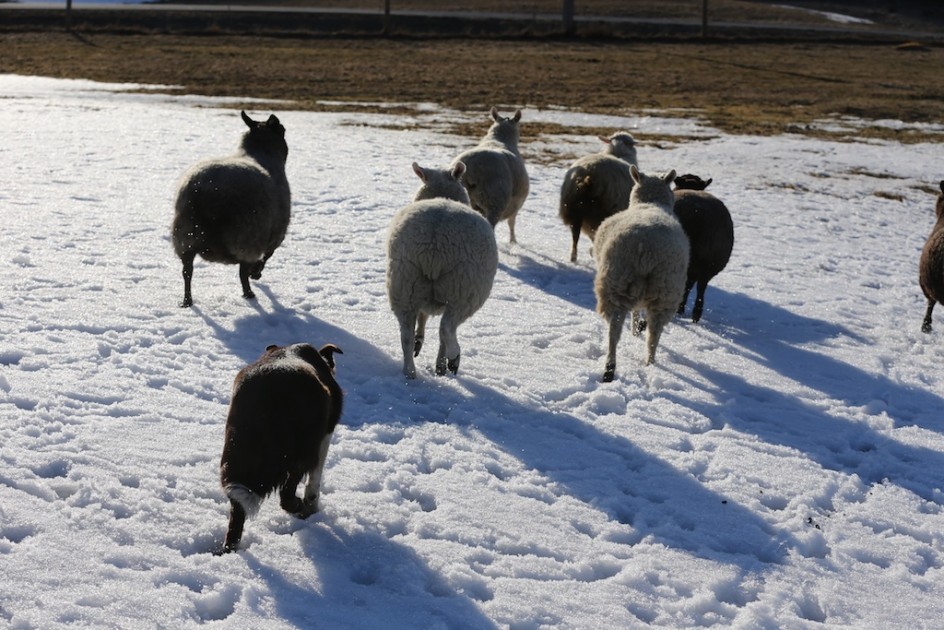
(562, 0, 575, 36)
(702, 0, 709, 38)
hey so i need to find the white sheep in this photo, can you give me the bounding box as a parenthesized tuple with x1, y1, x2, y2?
(594, 166, 689, 381)
(452, 107, 529, 243)
(386, 162, 498, 378)
(171, 111, 291, 307)
(559, 131, 638, 262)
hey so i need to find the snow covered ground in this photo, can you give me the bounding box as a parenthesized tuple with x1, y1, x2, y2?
(2, 73, 944, 628)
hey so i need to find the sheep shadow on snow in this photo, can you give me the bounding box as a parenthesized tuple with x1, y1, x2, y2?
(198, 284, 793, 595)
(665, 287, 944, 502)
(497, 247, 596, 311)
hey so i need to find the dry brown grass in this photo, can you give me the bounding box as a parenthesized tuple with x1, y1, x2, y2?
(2, 14, 943, 140)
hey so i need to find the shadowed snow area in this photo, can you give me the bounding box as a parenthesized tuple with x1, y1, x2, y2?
(1, 73, 944, 628)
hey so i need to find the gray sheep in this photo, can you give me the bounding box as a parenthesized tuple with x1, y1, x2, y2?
(386, 162, 498, 378)
(594, 166, 689, 381)
(559, 132, 638, 262)
(172, 111, 291, 307)
(919, 180, 944, 333)
(452, 107, 529, 243)
(673, 173, 734, 323)
(218, 342, 343, 554)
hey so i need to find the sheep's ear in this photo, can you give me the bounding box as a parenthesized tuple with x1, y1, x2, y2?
(704, 177, 713, 188)
(451, 161, 466, 181)
(266, 114, 280, 126)
(319, 344, 343, 371)
(490, 106, 500, 121)
(265, 344, 279, 352)
(663, 169, 677, 185)
(512, 109, 522, 123)
(412, 162, 426, 182)
(241, 111, 257, 129)
(598, 135, 611, 145)
(630, 164, 641, 184)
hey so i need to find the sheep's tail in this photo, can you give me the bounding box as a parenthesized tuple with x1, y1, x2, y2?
(225, 484, 264, 519)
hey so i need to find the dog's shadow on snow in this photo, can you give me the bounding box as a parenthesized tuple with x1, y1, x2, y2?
(242, 527, 498, 630)
(669, 287, 944, 501)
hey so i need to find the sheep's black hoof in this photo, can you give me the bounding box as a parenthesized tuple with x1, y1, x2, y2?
(602, 366, 615, 383)
(633, 320, 647, 336)
(922, 323, 933, 334)
(447, 354, 460, 375)
(243, 290, 256, 300)
(413, 337, 424, 357)
(213, 544, 237, 556)
(180, 297, 193, 308)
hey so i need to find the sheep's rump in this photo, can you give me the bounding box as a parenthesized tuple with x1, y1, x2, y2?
(386, 200, 498, 321)
(594, 207, 689, 318)
(559, 155, 633, 232)
(220, 364, 333, 500)
(921, 230, 944, 300)
(172, 157, 290, 264)
(454, 147, 529, 224)
(672, 191, 734, 276)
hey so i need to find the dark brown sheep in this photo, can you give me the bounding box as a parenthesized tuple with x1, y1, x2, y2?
(919, 181, 944, 333)
(559, 132, 637, 263)
(217, 342, 343, 554)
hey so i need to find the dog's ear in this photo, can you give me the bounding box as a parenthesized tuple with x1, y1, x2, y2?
(319, 344, 343, 371)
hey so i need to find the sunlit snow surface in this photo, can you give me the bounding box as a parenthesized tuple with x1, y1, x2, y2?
(2, 73, 944, 628)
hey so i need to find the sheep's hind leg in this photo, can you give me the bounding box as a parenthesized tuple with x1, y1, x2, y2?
(414, 312, 429, 357)
(603, 311, 626, 382)
(301, 433, 333, 514)
(678, 278, 695, 316)
(179, 251, 196, 308)
(238, 262, 256, 300)
(217, 499, 247, 554)
(397, 311, 418, 378)
(436, 310, 461, 376)
(922, 298, 936, 333)
(691, 280, 708, 323)
(569, 221, 582, 263)
(507, 214, 518, 244)
(644, 310, 673, 365)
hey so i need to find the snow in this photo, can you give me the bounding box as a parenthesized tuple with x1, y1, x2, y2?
(2, 72, 944, 628)
(772, 4, 874, 25)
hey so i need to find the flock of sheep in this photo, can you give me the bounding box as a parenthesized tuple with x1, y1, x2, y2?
(168, 108, 943, 553)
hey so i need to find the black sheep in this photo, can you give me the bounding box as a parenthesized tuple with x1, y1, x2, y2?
(172, 111, 291, 307)
(919, 181, 944, 333)
(673, 174, 734, 323)
(218, 343, 343, 554)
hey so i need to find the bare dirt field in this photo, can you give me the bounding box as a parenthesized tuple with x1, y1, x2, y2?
(2, 2, 943, 141)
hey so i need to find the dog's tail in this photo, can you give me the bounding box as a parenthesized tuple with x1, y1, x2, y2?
(224, 484, 264, 518)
